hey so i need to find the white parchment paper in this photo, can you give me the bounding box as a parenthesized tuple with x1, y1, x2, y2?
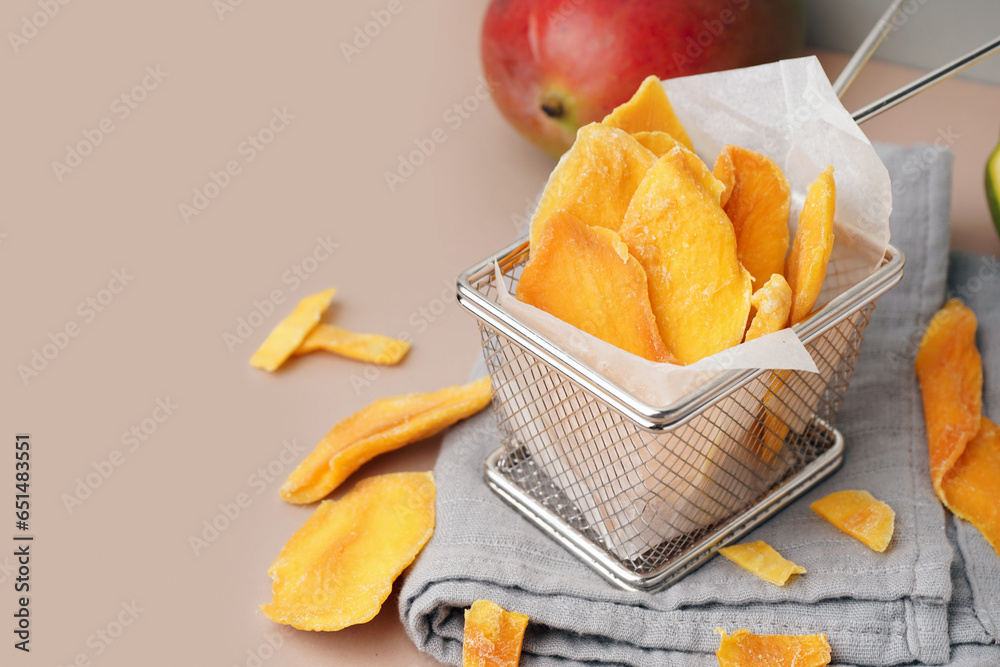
(666, 56, 892, 271)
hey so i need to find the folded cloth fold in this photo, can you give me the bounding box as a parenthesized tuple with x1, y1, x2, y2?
(400, 144, 1000, 666)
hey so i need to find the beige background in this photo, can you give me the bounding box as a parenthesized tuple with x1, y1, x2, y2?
(2, 1, 999, 666)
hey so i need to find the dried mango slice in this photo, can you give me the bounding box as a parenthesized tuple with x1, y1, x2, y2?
(914, 299, 983, 501)
(745, 274, 792, 342)
(250, 288, 336, 371)
(602, 75, 694, 150)
(462, 600, 529, 667)
(810, 490, 895, 552)
(716, 628, 831, 667)
(517, 210, 676, 363)
(281, 377, 492, 504)
(719, 145, 791, 291)
(631, 130, 683, 157)
(293, 323, 410, 365)
(679, 145, 725, 205)
(529, 123, 657, 249)
(785, 166, 835, 326)
(713, 147, 736, 208)
(620, 147, 752, 364)
(261, 471, 435, 631)
(916, 300, 1000, 555)
(718, 541, 805, 586)
(631, 132, 724, 204)
(942, 417, 1000, 555)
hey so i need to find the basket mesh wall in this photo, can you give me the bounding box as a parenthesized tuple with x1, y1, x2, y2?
(472, 247, 877, 577)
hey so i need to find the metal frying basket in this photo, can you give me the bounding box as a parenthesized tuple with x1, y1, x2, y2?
(457, 240, 904, 592)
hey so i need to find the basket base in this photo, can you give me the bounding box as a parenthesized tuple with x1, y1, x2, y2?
(484, 427, 844, 592)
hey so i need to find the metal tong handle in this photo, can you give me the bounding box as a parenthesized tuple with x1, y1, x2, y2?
(850, 34, 1000, 124)
(833, 0, 908, 97)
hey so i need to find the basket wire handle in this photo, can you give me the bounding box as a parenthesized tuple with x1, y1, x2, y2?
(833, 0, 908, 97)
(850, 34, 1000, 124)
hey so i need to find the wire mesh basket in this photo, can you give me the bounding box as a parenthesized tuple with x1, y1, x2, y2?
(457, 238, 904, 592)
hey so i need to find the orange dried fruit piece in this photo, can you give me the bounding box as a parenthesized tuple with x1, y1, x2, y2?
(785, 166, 835, 326)
(716, 628, 831, 667)
(914, 299, 983, 501)
(745, 274, 792, 342)
(942, 416, 1000, 555)
(462, 599, 529, 667)
(602, 74, 694, 150)
(261, 471, 435, 631)
(713, 146, 736, 208)
(620, 147, 752, 364)
(250, 287, 336, 371)
(630, 130, 682, 157)
(529, 123, 656, 249)
(749, 384, 788, 466)
(293, 323, 410, 365)
(516, 210, 675, 363)
(630, 132, 725, 204)
(915, 300, 999, 555)
(718, 540, 805, 586)
(810, 490, 895, 553)
(281, 377, 492, 504)
(718, 145, 791, 291)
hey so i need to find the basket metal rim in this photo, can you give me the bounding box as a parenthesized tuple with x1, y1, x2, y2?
(457, 242, 904, 429)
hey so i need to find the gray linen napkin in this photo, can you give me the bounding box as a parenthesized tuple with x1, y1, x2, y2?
(400, 144, 1000, 666)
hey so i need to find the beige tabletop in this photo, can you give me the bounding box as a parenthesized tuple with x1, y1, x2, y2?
(3, 3, 1000, 666)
